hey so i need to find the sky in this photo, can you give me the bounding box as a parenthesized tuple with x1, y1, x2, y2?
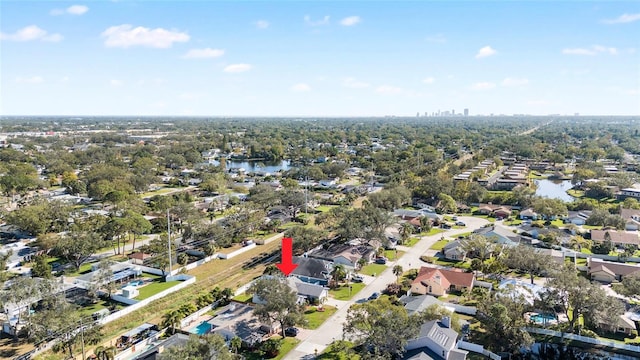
(1, 1, 639, 117)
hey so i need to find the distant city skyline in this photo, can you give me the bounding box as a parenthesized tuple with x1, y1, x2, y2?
(1, 1, 639, 116)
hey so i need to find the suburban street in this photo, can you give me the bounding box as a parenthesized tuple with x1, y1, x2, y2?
(283, 216, 490, 359)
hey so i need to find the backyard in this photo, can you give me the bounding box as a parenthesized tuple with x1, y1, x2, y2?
(329, 283, 366, 300)
(359, 263, 387, 276)
(304, 305, 338, 329)
(135, 280, 181, 300)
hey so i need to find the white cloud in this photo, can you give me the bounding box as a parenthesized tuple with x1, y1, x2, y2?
(182, 48, 225, 59)
(475, 46, 497, 59)
(342, 77, 370, 89)
(51, 5, 89, 16)
(101, 24, 189, 48)
(422, 77, 435, 84)
(426, 34, 446, 43)
(16, 76, 44, 84)
(376, 85, 403, 94)
(602, 13, 640, 24)
(291, 83, 311, 92)
(562, 45, 618, 56)
(255, 20, 270, 29)
(304, 15, 330, 26)
(223, 63, 252, 73)
(0, 25, 63, 42)
(110, 79, 123, 86)
(340, 16, 361, 26)
(470, 82, 496, 90)
(501, 77, 529, 87)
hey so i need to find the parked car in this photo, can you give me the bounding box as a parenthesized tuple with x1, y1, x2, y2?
(455, 221, 466, 226)
(375, 257, 387, 264)
(452, 216, 458, 221)
(284, 327, 299, 337)
(368, 292, 380, 300)
(351, 275, 364, 283)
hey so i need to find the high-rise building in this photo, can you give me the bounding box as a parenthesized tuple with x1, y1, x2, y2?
(464, 108, 469, 116)
(452, 109, 455, 115)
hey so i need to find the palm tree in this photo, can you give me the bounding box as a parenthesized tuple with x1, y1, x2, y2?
(399, 222, 414, 244)
(357, 257, 367, 271)
(161, 309, 184, 335)
(393, 265, 403, 283)
(230, 336, 242, 355)
(330, 264, 347, 285)
(420, 216, 432, 232)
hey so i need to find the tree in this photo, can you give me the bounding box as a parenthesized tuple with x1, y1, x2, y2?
(249, 277, 306, 337)
(438, 193, 457, 214)
(532, 197, 567, 221)
(330, 264, 347, 285)
(503, 244, 552, 284)
(392, 265, 403, 283)
(158, 334, 234, 360)
(285, 226, 325, 254)
(619, 271, 640, 296)
(30, 254, 52, 279)
(230, 336, 242, 355)
(94, 345, 116, 360)
(162, 309, 185, 335)
(343, 297, 420, 359)
(0, 277, 54, 339)
(280, 189, 306, 218)
(419, 216, 432, 232)
(477, 290, 533, 354)
(463, 235, 493, 276)
(54, 231, 104, 271)
(399, 222, 413, 244)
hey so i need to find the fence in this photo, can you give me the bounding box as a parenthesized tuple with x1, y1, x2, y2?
(524, 327, 640, 354)
(218, 243, 256, 259)
(458, 340, 502, 360)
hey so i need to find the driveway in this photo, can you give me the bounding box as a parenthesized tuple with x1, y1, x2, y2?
(282, 216, 489, 359)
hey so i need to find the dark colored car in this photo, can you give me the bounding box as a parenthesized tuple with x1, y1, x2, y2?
(284, 327, 299, 337)
(368, 292, 380, 300)
(375, 257, 387, 264)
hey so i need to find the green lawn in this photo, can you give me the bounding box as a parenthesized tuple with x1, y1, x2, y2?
(64, 262, 95, 277)
(422, 228, 445, 236)
(79, 300, 125, 316)
(360, 263, 387, 276)
(315, 205, 336, 212)
(383, 249, 404, 261)
(135, 280, 181, 300)
(232, 292, 253, 303)
(139, 187, 182, 198)
(432, 258, 471, 270)
(430, 239, 449, 251)
(404, 237, 421, 247)
(330, 283, 366, 300)
(304, 305, 338, 329)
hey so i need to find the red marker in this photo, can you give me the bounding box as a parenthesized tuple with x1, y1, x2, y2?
(276, 237, 298, 276)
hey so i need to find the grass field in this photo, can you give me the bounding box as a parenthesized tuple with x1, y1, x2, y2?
(329, 283, 366, 300)
(232, 292, 253, 303)
(429, 239, 449, 251)
(315, 205, 337, 212)
(304, 305, 337, 329)
(422, 228, 445, 236)
(135, 281, 181, 300)
(404, 237, 421, 247)
(360, 263, 387, 276)
(383, 249, 404, 260)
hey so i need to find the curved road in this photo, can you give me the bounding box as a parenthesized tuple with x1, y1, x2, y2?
(283, 216, 489, 359)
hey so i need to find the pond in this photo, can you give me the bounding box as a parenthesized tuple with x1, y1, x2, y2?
(534, 179, 575, 202)
(209, 159, 294, 173)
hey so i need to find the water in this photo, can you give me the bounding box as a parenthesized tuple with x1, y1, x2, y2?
(534, 179, 575, 202)
(210, 159, 293, 173)
(190, 321, 212, 335)
(530, 313, 556, 324)
(121, 280, 143, 288)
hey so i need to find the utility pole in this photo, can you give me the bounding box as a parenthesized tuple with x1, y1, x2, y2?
(80, 318, 86, 360)
(167, 209, 173, 275)
(304, 175, 308, 215)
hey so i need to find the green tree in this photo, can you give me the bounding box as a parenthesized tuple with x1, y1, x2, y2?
(343, 297, 420, 359)
(331, 264, 347, 285)
(158, 334, 234, 360)
(477, 291, 533, 354)
(161, 309, 185, 335)
(54, 231, 104, 271)
(503, 244, 553, 284)
(399, 222, 413, 244)
(249, 277, 307, 338)
(30, 254, 52, 279)
(286, 226, 325, 254)
(392, 265, 403, 283)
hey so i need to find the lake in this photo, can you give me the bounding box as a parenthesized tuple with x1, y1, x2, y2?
(534, 179, 575, 202)
(210, 159, 294, 173)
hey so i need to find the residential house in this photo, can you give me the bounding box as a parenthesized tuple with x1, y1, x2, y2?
(410, 267, 475, 296)
(587, 258, 640, 283)
(135, 333, 191, 360)
(405, 318, 468, 360)
(618, 187, 640, 201)
(518, 226, 570, 244)
(599, 315, 637, 336)
(128, 252, 152, 265)
(590, 230, 640, 247)
(476, 204, 512, 219)
(307, 244, 375, 269)
(210, 303, 273, 347)
(286, 277, 328, 304)
(519, 208, 538, 220)
(290, 256, 332, 286)
(472, 225, 520, 246)
(442, 240, 467, 261)
(564, 211, 592, 226)
(620, 208, 640, 231)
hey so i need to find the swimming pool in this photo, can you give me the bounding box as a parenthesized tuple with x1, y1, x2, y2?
(121, 280, 144, 288)
(190, 321, 212, 335)
(530, 313, 556, 324)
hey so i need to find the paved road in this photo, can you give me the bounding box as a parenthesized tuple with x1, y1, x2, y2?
(283, 216, 489, 359)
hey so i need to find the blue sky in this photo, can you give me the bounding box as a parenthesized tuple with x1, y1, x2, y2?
(1, 1, 639, 116)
